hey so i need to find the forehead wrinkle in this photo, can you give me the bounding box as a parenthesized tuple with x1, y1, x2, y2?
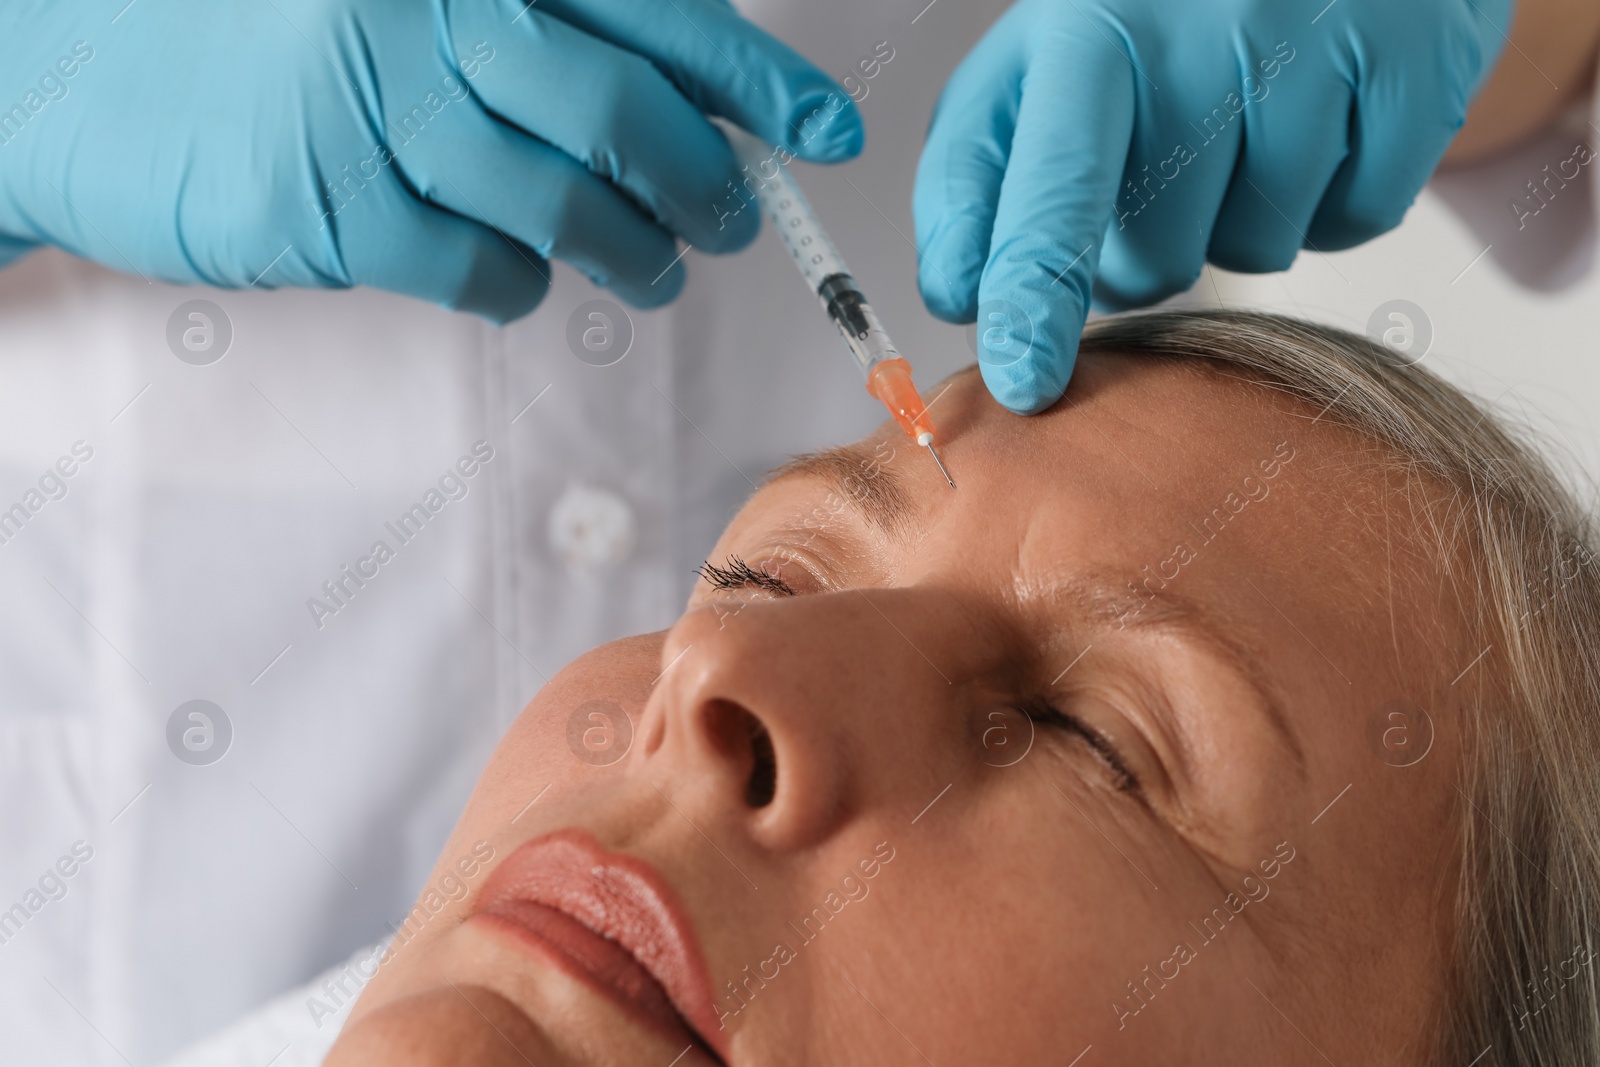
(764, 443, 915, 539)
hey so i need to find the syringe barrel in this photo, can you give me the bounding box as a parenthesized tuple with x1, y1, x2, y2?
(727, 131, 851, 291)
(817, 272, 899, 376)
(723, 126, 901, 376)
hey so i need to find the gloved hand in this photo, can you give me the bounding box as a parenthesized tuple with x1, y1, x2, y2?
(914, 0, 1513, 413)
(0, 0, 862, 321)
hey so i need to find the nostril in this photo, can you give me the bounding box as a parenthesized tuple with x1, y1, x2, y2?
(703, 699, 778, 809)
(745, 719, 776, 809)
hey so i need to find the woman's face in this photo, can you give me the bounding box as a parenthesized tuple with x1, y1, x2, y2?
(329, 354, 1469, 1066)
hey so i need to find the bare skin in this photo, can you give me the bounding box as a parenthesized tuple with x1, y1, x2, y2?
(328, 355, 1475, 1065)
(1447, 0, 1600, 162)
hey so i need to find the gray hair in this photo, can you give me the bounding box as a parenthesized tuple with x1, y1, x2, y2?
(1076, 309, 1600, 1064)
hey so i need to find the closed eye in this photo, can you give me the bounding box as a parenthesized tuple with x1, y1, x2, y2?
(1020, 697, 1139, 793)
(696, 555, 797, 597)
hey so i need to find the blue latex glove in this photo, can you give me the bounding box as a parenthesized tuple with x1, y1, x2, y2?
(914, 0, 1513, 413)
(0, 0, 862, 321)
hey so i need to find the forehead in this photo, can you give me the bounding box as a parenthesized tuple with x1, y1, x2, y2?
(947, 354, 1298, 498)
(772, 355, 1329, 556)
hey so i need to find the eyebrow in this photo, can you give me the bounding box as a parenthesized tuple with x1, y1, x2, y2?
(764, 443, 916, 538)
(1060, 573, 1306, 772)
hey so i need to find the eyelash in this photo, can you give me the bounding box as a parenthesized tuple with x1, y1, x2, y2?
(1019, 697, 1139, 793)
(696, 554, 797, 597)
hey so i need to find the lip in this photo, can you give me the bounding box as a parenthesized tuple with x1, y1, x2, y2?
(471, 829, 728, 1061)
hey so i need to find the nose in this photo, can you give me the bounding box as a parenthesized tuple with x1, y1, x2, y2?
(634, 587, 973, 852)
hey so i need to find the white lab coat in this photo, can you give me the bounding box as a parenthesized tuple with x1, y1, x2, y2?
(0, 2, 1009, 1064)
(6, 4, 1599, 1065)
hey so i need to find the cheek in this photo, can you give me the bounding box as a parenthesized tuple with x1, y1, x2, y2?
(804, 777, 1281, 1061)
(448, 632, 667, 854)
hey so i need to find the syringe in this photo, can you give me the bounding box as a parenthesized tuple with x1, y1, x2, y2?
(724, 128, 955, 489)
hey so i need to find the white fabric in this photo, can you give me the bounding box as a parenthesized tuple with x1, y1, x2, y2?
(0, 1, 1012, 1063)
(160, 943, 387, 1067)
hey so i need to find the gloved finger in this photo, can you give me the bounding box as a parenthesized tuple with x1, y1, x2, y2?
(530, 0, 863, 162)
(333, 181, 552, 323)
(0, 236, 37, 270)
(1093, 64, 1242, 311)
(399, 104, 688, 308)
(1207, 55, 1354, 273)
(913, 11, 1021, 323)
(974, 28, 1136, 414)
(1305, 27, 1483, 251)
(454, 4, 757, 255)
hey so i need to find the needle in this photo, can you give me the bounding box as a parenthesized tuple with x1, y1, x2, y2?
(924, 441, 956, 489)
